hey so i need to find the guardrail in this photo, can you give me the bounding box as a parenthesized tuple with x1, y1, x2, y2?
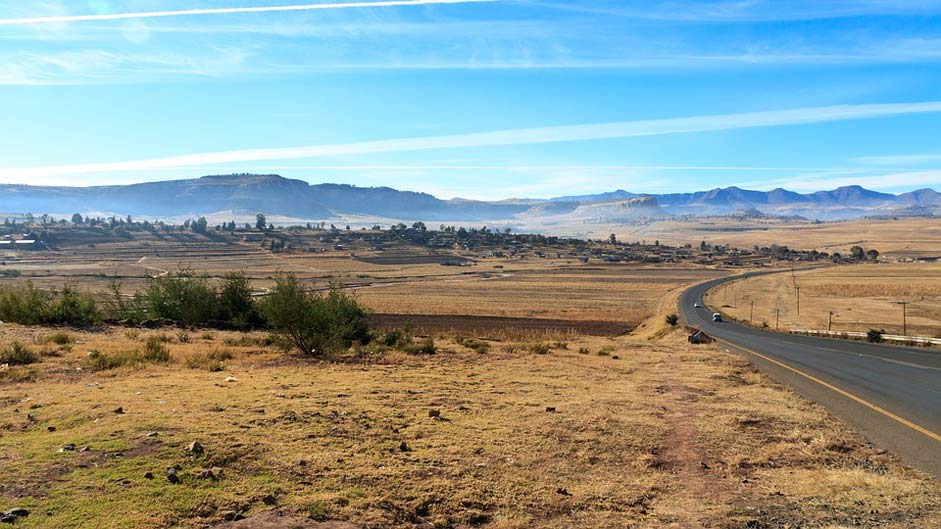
(791, 329, 941, 347)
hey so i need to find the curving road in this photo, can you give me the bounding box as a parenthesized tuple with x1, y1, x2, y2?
(680, 270, 941, 478)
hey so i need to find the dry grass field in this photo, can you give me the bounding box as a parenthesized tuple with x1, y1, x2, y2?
(0, 233, 725, 334)
(582, 217, 941, 259)
(1, 326, 939, 528)
(706, 263, 941, 337)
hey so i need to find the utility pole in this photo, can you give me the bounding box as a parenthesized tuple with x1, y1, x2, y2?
(795, 286, 801, 316)
(775, 308, 780, 331)
(750, 300, 755, 323)
(828, 311, 834, 332)
(897, 301, 909, 336)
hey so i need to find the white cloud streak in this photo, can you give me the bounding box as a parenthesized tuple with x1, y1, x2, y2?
(0, 0, 495, 26)
(4, 101, 941, 180)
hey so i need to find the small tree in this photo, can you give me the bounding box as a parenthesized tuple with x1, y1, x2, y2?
(665, 313, 679, 326)
(256, 213, 268, 231)
(71, 213, 84, 225)
(218, 272, 262, 329)
(260, 273, 370, 356)
(866, 249, 880, 262)
(850, 245, 865, 262)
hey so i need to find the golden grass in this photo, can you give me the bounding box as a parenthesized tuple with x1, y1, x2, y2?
(0, 326, 938, 528)
(708, 263, 941, 336)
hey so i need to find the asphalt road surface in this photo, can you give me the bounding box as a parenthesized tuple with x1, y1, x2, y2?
(681, 270, 941, 478)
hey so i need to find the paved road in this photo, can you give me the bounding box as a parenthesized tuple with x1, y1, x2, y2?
(680, 270, 941, 478)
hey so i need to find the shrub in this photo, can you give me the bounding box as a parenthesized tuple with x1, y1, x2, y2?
(46, 285, 101, 326)
(217, 272, 263, 329)
(0, 342, 38, 366)
(138, 268, 218, 326)
(44, 332, 74, 346)
(260, 273, 370, 356)
(404, 337, 436, 355)
(528, 343, 551, 355)
(177, 332, 191, 344)
(665, 313, 679, 326)
(867, 329, 884, 343)
(577, 347, 591, 355)
(0, 269, 21, 277)
(143, 337, 171, 363)
(83, 350, 141, 371)
(0, 282, 99, 326)
(597, 346, 616, 356)
(551, 341, 569, 350)
(382, 328, 410, 348)
(457, 337, 490, 353)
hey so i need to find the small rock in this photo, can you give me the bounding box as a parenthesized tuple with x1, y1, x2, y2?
(166, 468, 181, 484)
(225, 376, 238, 383)
(146, 431, 158, 438)
(0, 514, 16, 524)
(5, 508, 28, 518)
(143, 471, 154, 479)
(197, 469, 217, 480)
(545, 407, 557, 413)
(78, 446, 91, 453)
(612, 355, 620, 360)
(113, 407, 124, 414)
(59, 443, 76, 452)
(298, 459, 308, 467)
(262, 494, 277, 506)
(399, 441, 411, 452)
(219, 510, 245, 522)
(47, 426, 57, 432)
(187, 440, 204, 455)
(26, 413, 36, 422)
(428, 409, 441, 418)
(556, 487, 572, 496)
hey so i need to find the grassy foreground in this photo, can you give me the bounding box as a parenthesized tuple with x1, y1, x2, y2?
(0, 326, 939, 528)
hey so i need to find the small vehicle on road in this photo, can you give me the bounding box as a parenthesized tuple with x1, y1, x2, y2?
(712, 313, 723, 322)
(694, 302, 703, 308)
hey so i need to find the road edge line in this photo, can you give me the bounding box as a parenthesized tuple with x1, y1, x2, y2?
(718, 339, 941, 443)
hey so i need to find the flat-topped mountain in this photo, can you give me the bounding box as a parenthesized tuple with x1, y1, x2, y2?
(1, 175, 937, 222)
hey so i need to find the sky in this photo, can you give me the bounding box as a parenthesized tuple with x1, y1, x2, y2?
(1, 0, 940, 200)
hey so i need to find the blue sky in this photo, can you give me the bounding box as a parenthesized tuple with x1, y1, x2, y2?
(1, 0, 940, 199)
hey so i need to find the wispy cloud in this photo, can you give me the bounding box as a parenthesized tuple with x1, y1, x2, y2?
(0, 0, 495, 26)
(854, 154, 941, 166)
(4, 101, 941, 180)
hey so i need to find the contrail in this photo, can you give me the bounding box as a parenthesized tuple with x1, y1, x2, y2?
(4, 101, 941, 180)
(0, 0, 495, 26)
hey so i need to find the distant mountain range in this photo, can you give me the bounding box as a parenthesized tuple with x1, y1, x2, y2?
(1, 174, 938, 223)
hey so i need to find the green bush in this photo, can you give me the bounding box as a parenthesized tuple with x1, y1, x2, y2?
(867, 329, 884, 343)
(0, 342, 38, 366)
(260, 273, 370, 356)
(83, 350, 142, 371)
(0, 282, 99, 326)
(138, 269, 218, 326)
(185, 349, 233, 371)
(665, 313, 679, 326)
(457, 337, 490, 353)
(217, 272, 263, 329)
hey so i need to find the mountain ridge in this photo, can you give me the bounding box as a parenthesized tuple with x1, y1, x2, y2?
(1, 174, 938, 222)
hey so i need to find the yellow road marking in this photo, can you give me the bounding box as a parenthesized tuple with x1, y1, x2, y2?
(718, 339, 941, 443)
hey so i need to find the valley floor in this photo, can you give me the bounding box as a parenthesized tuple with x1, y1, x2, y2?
(1, 326, 938, 528)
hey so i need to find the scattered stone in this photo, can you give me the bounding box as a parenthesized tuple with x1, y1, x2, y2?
(399, 441, 411, 452)
(47, 426, 56, 432)
(143, 471, 154, 479)
(0, 514, 16, 524)
(298, 459, 308, 467)
(219, 510, 245, 522)
(612, 355, 620, 360)
(113, 407, 125, 414)
(545, 407, 557, 413)
(78, 446, 91, 453)
(225, 376, 238, 383)
(4, 509, 28, 519)
(556, 487, 572, 496)
(428, 409, 441, 418)
(187, 440, 205, 455)
(25, 413, 36, 422)
(166, 468, 181, 484)
(197, 468, 217, 480)
(59, 443, 76, 452)
(262, 494, 277, 506)
(146, 431, 158, 438)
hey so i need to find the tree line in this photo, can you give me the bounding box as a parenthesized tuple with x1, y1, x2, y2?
(0, 271, 369, 356)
